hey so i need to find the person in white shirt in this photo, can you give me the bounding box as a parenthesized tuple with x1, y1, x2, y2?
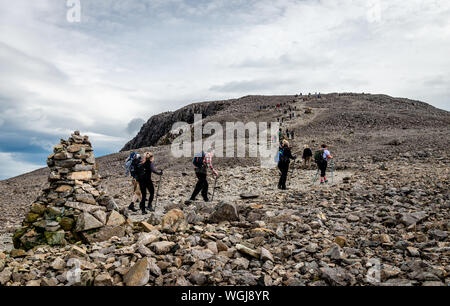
(318, 144, 333, 184)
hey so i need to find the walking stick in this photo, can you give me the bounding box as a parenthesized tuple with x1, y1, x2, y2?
(155, 172, 163, 207)
(211, 175, 219, 201)
(312, 168, 319, 184)
(331, 159, 334, 184)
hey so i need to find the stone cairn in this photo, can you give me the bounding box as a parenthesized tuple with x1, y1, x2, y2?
(13, 131, 129, 250)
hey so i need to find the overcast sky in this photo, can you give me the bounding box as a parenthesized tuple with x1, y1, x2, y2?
(0, 0, 449, 180)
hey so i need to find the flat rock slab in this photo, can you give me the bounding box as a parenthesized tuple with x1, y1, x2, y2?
(240, 193, 259, 199)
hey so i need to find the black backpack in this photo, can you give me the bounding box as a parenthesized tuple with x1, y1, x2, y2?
(314, 150, 324, 164)
(193, 151, 205, 168)
(279, 147, 290, 163)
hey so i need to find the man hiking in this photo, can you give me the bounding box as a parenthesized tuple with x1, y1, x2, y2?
(302, 144, 312, 168)
(314, 144, 333, 184)
(185, 148, 219, 204)
(135, 152, 163, 214)
(278, 140, 296, 190)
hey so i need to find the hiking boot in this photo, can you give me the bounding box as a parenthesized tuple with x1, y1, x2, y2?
(147, 205, 154, 212)
(185, 199, 194, 205)
(324, 180, 328, 183)
(320, 182, 324, 185)
(128, 203, 137, 212)
(141, 209, 147, 215)
(204, 198, 210, 203)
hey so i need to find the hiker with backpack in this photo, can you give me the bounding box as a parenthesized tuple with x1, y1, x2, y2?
(302, 144, 313, 168)
(278, 140, 296, 190)
(125, 152, 163, 214)
(125, 152, 141, 212)
(314, 144, 333, 184)
(185, 148, 219, 204)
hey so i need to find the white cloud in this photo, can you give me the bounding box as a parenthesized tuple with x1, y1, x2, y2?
(0, 0, 449, 179)
(0, 152, 43, 180)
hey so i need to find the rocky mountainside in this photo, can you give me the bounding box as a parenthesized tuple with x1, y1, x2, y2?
(0, 93, 449, 286)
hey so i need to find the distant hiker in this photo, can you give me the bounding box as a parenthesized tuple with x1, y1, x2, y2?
(286, 128, 289, 139)
(136, 152, 163, 214)
(186, 148, 219, 204)
(278, 140, 296, 190)
(290, 130, 295, 139)
(302, 144, 312, 168)
(278, 128, 285, 143)
(314, 144, 333, 184)
(128, 179, 142, 212)
(125, 152, 141, 212)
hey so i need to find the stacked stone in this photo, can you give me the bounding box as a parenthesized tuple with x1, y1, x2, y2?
(13, 131, 128, 250)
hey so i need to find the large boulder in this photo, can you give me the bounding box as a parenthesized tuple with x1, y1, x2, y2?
(161, 209, 187, 233)
(208, 202, 239, 223)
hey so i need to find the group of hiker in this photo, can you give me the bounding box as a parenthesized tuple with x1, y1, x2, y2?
(124, 142, 333, 214)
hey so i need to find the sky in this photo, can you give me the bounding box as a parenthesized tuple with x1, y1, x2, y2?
(0, 0, 449, 180)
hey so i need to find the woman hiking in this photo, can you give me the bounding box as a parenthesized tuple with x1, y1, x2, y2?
(315, 144, 333, 184)
(278, 140, 296, 190)
(135, 152, 163, 214)
(302, 144, 313, 168)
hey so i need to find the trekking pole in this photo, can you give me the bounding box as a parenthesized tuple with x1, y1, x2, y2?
(331, 159, 334, 184)
(155, 171, 163, 207)
(211, 175, 219, 201)
(312, 169, 319, 184)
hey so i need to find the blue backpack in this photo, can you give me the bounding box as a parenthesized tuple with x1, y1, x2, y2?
(125, 152, 139, 178)
(193, 151, 205, 168)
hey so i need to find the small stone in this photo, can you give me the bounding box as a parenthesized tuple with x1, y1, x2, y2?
(206, 242, 218, 254)
(10, 249, 27, 258)
(189, 272, 207, 285)
(334, 236, 347, 247)
(240, 193, 259, 199)
(68, 171, 92, 181)
(94, 273, 114, 286)
(232, 257, 250, 270)
(151, 241, 175, 254)
(106, 210, 126, 227)
(51, 257, 66, 270)
(75, 193, 96, 205)
(45, 231, 66, 246)
(381, 264, 401, 281)
(236, 244, 260, 258)
(209, 202, 239, 223)
(140, 221, 157, 232)
(260, 247, 274, 262)
(75, 212, 104, 232)
(135, 233, 157, 247)
(123, 258, 149, 287)
(216, 240, 228, 252)
(325, 244, 342, 260)
(161, 209, 186, 233)
(346, 214, 360, 222)
(379, 234, 391, 244)
(406, 246, 420, 257)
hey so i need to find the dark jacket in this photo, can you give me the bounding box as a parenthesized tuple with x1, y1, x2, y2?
(278, 146, 295, 167)
(303, 148, 312, 159)
(143, 160, 162, 180)
(135, 159, 162, 181)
